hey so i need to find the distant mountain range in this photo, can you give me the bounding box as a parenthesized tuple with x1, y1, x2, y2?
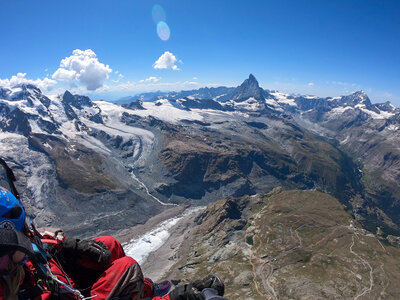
(0, 74, 399, 241)
(115, 74, 398, 117)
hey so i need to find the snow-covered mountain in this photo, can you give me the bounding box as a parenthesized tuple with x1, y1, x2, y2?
(121, 74, 398, 120)
(1, 75, 399, 239)
(0, 85, 169, 236)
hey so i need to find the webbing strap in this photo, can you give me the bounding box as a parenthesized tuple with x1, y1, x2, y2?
(0, 157, 21, 203)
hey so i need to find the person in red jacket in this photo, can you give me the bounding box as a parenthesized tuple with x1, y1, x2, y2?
(0, 188, 226, 300)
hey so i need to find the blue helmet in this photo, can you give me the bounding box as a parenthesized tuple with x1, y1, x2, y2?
(0, 189, 25, 231)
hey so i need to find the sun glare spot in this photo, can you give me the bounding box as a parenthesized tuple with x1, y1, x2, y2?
(152, 4, 166, 24)
(157, 21, 170, 41)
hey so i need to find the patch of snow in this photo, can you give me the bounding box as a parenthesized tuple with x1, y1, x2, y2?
(0, 131, 53, 210)
(76, 135, 111, 155)
(265, 98, 278, 106)
(271, 92, 297, 106)
(9, 87, 23, 98)
(359, 107, 395, 119)
(213, 94, 227, 100)
(0, 98, 47, 117)
(328, 106, 354, 118)
(355, 103, 366, 109)
(327, 96, 342, 102)
(98, 100, 204, 123)
(47, 96, 69, 125)
(328, 104, 394, 120)
(72, 105, 100, 120)
(230, 97, 264, 111)
(93, 101, 154, 144)
(387, 124, 399, 131)
(26, 163, 52, 209)
(28, 119, 46, 134)
(265, 98, 284, 111)
(203, 109, 251, 119)
(124, 207, 204, 264)
(340, 136, 350, 145)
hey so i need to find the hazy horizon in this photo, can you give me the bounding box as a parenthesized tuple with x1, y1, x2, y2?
(1, 1, 399, 105)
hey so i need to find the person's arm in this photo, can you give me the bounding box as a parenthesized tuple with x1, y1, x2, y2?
(61, 237, 112, 270)
(168, 275, 226, 300)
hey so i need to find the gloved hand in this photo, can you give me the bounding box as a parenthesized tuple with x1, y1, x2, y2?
(62, 237, 111, 267)
(201, 288, 228, 300)
(193, 275, 224, 297)
(169, 274, 225, 300)
(168, 283, 203, 300)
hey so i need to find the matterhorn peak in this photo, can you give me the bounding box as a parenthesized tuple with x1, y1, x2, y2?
(248, 73, 257, 82)
(243, 74, 260, 88)
(232, 74, 264, 102)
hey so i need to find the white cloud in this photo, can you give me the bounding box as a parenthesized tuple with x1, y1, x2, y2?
(308, 82, 314, 86)
(112, 73, 125, 83)
(52, 68, 76, 81)
(0, 72, 57, 91)
(139, 76, 161, 83)
(193, 77, 198, 80)
(52, 49, 112, 91)
(153, 51, 180, 70)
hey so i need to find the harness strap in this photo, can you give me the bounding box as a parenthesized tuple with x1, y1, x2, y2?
(0, 157, 21, 202)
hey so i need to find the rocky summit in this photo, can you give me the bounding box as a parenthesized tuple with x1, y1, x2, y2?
(231, 74, 265, 104)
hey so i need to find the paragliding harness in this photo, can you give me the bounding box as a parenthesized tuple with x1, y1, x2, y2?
(0, 158, 93, 300)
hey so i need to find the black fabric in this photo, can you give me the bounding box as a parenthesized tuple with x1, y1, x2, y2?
(62, 238, 111, 266)
(0, 228, 34, 257)
(200, 289, 228, 300)
(58, 238, 111, 290)
(169, 275, 225, 300)
(168, 284, 204, 300)
(61, 237, 78, 253)
(18, 284, 44, 300)
(56, 253, 101, 291)
(192, 275, 224, 297)
(76, 239, 111, 265)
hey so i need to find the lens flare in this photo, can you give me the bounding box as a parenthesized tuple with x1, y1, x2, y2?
(152, 4, 166, 24)
(157, 21, 170, 41)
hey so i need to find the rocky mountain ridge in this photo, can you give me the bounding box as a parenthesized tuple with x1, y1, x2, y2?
(119, 75, 398, 117)
(159, 189, 400, 299)
(0, 75, 399, 240)
(117, 75, 400, 236)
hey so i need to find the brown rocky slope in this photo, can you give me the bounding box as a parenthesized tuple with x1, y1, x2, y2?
(160, 189, 400, 299)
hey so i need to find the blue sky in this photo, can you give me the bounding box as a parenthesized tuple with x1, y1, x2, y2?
(0, 0, 399, 105)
